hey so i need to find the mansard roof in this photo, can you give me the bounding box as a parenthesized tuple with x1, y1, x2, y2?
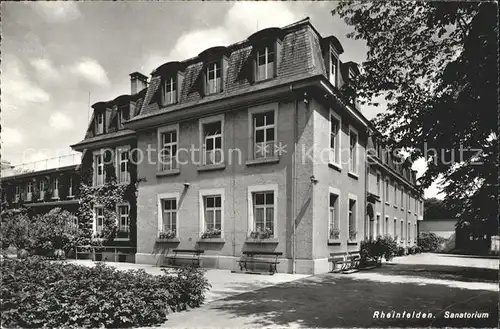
(132, 17, 331, 123)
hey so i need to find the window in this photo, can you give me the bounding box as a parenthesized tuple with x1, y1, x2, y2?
(117, 204, 130, 238)
(414, 223, 417, 242)
(328, 191, 340, 240)
(94, 152, 104, 186)
(117, 148, 129, 184)
(206, 61, 221, 94)
(68, 177, 74, 197)
(256, 45, 275, 81)
(95, 206, 104, 234)
(39, 179, 46, 200)
(376, 214, 380, 237)
(400, 188, 404, 209)
(349, 128, 358, 174)
(376, 174, 381, 196)
(329, 49, 338, 86)
(383, 179, 389, 203)
(408, 222, 411, 243)
(254, 192, 274, 233)
(203, 196, 222, 232)
(393, 218, 397, 238)
(118, 108, 129, 129)
(253, 111, 275, 159)
(14, 185, 20, 202)
(201, 118, 223, 165)
(52, 178, 59, 199)
(400, 220, 404, 241)
(348, 197, 357, 241)
(394, 182, 398, 207)
(95, 112, 104, 134)
(248, 185, 277, 238)
(159, 127, 178, 171)
(368, 216, 374, 239)
(162, 76, 177, 105)
(26, 182, 33, 201)
(329, 111, 341, 165)
(385, 216, 389, 235)
(162, 199, 177, 233)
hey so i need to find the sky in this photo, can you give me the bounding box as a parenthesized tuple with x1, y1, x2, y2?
(0, 1, 443, 198)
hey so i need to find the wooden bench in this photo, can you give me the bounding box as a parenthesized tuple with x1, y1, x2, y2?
(329, 251, 361, 273)
(75, 246, 136, 262)
(238, 251, 283, 275)
(163, 249, 204, 268)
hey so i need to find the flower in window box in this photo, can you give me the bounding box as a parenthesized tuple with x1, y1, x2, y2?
(329, 228, 340, 240)
(349, 229, 357, 241)
(158, 230, 176, 240)
(201, 228, 221, 239)
(249, 228, 273, 239)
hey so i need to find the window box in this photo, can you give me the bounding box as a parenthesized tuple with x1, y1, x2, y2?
(156, 168, 180, 177)
(348, 171, 359, 180)
(115, 231, 130, 240)
(347, 241, 358, 246)
(200, 229, 221, 239)
(327, 239, 341, 246)
(245, 156, 279, 166)
(197, 163, 226, 172)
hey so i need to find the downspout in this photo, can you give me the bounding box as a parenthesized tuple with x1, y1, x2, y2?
(289, 84, 297, 274)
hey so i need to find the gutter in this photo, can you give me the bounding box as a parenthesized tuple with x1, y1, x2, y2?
(289, 83, 298, 274)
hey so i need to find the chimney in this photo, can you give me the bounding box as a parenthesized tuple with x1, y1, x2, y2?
(129, 72, 148, 94)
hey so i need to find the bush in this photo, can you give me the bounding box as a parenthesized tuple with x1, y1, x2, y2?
(30, 208, 79, 257)
(360, 235, 398, 264)
(418, 232, 447, 252)
(1, 208, 31, 250)
(397, 246, 406, 256)
(1, 257, 210, 328)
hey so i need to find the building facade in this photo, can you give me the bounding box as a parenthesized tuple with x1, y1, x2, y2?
(3, 18, 424, 274)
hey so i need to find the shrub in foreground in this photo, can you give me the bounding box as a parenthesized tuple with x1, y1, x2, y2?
(1, 257, 210, 328)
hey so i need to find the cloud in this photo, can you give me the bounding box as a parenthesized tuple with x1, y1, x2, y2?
(2, 56, 51, 107)
(30, 58, 60, 82)
(2, 128, 24, 146)
(142, 2, 297, 73)
(70, 58, 110, 87)
(49, 112, 75, 131)
(33, 2, 81, 23)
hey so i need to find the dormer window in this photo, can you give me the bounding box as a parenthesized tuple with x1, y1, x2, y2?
(162, 76, 177, 105)
(256, 44, 275, 81)
(118, 107, 130, 130)
(95, 112, 104, 134)
(206, 61, 222, 94)
(329, 49, 338, 87)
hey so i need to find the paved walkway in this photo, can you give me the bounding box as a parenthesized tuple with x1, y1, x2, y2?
(66, 259, 310, 303)
(389, 252, 499, 269)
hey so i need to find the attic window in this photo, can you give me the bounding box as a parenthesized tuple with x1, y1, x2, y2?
(256, 44, 275, 81)
(118, 107, 130, 129)
(162, 76, 177, 105)
(95, 112, 104, 135)
(206, 61, 222, 95)
(329, 49, 338, 87)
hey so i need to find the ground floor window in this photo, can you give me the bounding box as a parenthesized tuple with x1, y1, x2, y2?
(393, 218, 397, 238)
(348, 198, 357, 241)
(161, 198, 177, 234)
(253, 192, 274, 233)
(385, 216, 389, 235)
(400, 220, 404, 241)
(376, 214, 380, 237)
(329, 193, 339, 240)
(203, 195, 222, 231)
(95, 206, 104, 234)
(117, 204, 130, 239)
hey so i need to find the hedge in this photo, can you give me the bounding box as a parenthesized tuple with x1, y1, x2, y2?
(1, 257, 210, 328)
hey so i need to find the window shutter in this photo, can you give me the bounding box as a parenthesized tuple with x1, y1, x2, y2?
(200, 65, 207, 97)
(274, 39, 282, 78)
(222, 56, 228, 92)
(177, 71, 184, 103)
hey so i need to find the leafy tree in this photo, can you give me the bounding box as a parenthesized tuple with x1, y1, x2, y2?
(30, 208, 79, 254)
(1, 208, 32, 250)
(332, 2, 498, 232)
(424, 197, 453, 220)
